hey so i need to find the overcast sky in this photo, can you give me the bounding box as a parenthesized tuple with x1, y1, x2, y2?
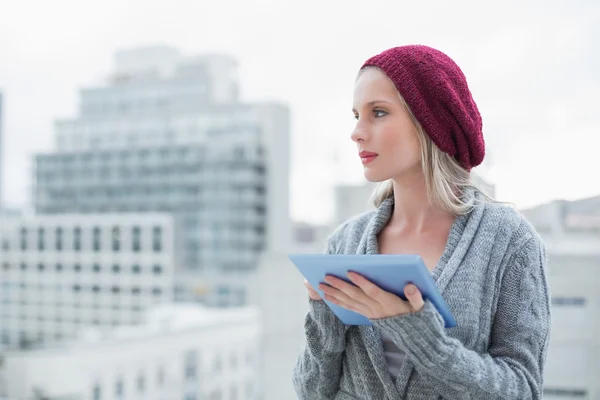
(0, 0, 598, 224)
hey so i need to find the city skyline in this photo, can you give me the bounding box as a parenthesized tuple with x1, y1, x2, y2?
(1, 1, 598, 225)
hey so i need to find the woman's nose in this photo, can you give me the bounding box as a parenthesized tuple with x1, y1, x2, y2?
(351, 123, 368, 143)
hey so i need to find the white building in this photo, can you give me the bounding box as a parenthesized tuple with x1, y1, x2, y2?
(0, 213, 176, 351)
(34, 45, 291, 305)
(521, 196, 600, 399)
(0, 303, 262, 400)
(332, 171, 495, 228)
(333, 181, 377, 227)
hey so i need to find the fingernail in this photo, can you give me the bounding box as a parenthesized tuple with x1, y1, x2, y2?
(406, 285, 416, 295)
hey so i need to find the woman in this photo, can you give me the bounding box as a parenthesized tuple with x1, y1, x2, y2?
(292, 45, 551, 399)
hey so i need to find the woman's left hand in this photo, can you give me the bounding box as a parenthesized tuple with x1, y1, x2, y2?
(319, 272, 425, 320)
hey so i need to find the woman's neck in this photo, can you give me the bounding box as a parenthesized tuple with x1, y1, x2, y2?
(389, 172, 454, 234)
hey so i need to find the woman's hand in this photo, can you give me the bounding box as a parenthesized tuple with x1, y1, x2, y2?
(318, 272, 425, 319)
(304, 278, 323, 301)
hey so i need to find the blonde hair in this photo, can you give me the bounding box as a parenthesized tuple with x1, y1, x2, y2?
(363, 67, 491, 216)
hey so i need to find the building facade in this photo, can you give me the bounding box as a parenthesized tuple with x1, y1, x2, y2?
(0, 213, 176, 351)
(0, 304, 262, 400)
(32, 46, 291, 305)
(521, 196, 600, 399)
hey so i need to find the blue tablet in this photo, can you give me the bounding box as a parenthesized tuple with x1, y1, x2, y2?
(289, 254, 456, 328)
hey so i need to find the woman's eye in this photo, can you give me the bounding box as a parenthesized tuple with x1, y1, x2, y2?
(353, 114, 359, 120)
(373, 109, 388, 118)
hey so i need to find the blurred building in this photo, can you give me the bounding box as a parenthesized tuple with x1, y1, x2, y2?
(247, 222, 332, 400)
(333, 181, 377, 227)
(521, 196, 600, 399)
(0, 213, 176, 351)
(0, 303, 261, 400)
(332, 172, 495, 228)
(0, 91, 3, 209)
(32, 46, 291, 306)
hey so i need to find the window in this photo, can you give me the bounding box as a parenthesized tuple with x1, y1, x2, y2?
(132, 264, 141, 274)
(157, 367, 165, 387)
(137, 373, 145, 394)
(213, 354, 222, 374)
(93, 264, 101, 273)
(20, 227, 27, 250)
(93, 227, 101, 252)
(230, 353, 237, 370)
(152, 226, 162, 252)
(230, 385, 238, 400)
(2, 239, 9, 251)
(92, 383, 101, 400)
(55, 227, 63, 251)
(112, 226, 120, 252)
(20, 262, 26, 271)
(152, 265, 162, 275)
(209, 390, 222, 400)
(2, 263, 9, 271)
(74, 263, 82, 272)
(38, 263, 45, 272)
(184, 350, 198, 381)
(38, 227, 45, 251)
(552, 297, 586, 307)
(132, 226, 141, 252)
(115, 377, 124, 399)
(55, 263, 63, 272)
(112, 264, 121, 274)
(73, 227, 82, 251)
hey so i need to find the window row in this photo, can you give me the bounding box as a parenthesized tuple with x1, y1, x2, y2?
(1, 283, 164, 296)
(2, 262, 164, 275)
(2, 225, 163, 252)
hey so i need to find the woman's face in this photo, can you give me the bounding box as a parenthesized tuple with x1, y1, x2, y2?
(351, 67, 422, 183)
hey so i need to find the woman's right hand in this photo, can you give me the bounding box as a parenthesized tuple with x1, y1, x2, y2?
(304, 279, 323, 301)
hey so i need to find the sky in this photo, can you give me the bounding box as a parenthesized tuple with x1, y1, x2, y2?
(0, 0, 599, 224)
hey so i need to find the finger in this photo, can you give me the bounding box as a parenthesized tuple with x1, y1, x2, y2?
(304, 279, 322, 300)
(319, 283, 371, 314)
(346, 272, 390, 304)
(323, 293, 367, 315)
(404, 284, 425, 311)
(324, 275, 372, 305)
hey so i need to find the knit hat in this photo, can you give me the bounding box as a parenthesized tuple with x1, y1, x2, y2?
(361, 45, 485, 170)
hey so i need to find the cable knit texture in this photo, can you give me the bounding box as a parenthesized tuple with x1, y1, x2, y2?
(361, 45, 485, 170)
(292, 189, 551, 399)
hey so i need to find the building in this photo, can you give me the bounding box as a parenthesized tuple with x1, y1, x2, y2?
(332, 171, 495, 228)
(0, 91, 3, 210)
(333, 180, 377, 227)
(0, 213, 176, 351)
(0, 303, 262, 400)
(32, 45, 291, 305)
(520, 196, 600, 399)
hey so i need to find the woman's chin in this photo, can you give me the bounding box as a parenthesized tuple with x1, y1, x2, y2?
(363, 170, 389, 183)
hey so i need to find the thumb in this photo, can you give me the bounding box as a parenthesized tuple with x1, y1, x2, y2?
(404, 284, 425, 312)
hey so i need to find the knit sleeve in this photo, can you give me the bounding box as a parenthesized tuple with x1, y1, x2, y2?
(292, 236, 350, 399)
(371, 236, 551, 399)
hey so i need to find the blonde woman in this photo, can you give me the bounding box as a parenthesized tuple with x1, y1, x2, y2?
(293, 45, 550, 399)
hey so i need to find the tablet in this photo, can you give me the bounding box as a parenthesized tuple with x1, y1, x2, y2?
(289, 254, 456, 328)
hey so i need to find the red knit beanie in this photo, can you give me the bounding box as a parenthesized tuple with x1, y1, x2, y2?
(361, 45, 485, 171)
